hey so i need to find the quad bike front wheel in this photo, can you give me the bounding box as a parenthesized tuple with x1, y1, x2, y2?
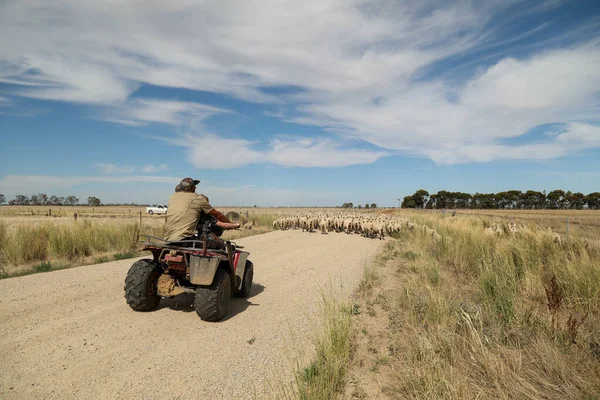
(124, 259, 162, 311)
(234, 261, 254, 298)
(194, 268, 231, 321)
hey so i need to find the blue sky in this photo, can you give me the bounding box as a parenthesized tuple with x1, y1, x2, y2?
(0, 0, 599, 206)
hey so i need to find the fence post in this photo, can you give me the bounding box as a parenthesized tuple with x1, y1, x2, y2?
(139, 210, 142, 229)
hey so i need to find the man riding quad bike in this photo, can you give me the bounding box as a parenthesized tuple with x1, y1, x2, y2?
(123, 178, 254, 321)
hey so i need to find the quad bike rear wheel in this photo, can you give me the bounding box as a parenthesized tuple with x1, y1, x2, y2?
(234, 261, 254, 298)
(124, 259, 162, 311)
(194, 268, 231, 321)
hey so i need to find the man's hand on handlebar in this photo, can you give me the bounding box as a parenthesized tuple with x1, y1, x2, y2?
(215, 220, 240, 230)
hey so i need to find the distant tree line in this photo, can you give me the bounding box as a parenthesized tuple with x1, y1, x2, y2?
(0, 193, 105, 207)
(401, 189, 600, 210)
(0, 194, 162, 208)
(340, 202, 377, 209)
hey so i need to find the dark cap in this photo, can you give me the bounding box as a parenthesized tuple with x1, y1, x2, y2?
(179, 177, 201, 191)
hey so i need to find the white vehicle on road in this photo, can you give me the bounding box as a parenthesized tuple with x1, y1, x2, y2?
(146, 204, 168, 215)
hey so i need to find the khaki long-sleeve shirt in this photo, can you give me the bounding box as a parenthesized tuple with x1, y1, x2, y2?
(163, 192, 214, 241)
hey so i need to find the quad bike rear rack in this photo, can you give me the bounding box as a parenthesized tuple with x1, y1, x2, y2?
(136, 234, 243, 253)
(136, 234, 244, 291)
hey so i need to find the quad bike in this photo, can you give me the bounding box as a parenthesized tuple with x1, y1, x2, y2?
(124, 222, 253, 321)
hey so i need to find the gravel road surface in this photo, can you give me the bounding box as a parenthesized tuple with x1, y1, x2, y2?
(0, 230, 384, 399)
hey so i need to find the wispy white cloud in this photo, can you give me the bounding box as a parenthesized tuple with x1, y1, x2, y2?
(98, 118, 148, 127)
(267, 137, 388, 168)
(422, 123, 600, 164)
(94, 163, 137, 174)
(1, 0, 599, 164)
(184, 134, 264, 169)
(100, 98, 230, 126)
(93, 163, 169, 174)
(159, 127, 389, 169)
(461, 47, 600, 110)
(141, 164, 169, 173)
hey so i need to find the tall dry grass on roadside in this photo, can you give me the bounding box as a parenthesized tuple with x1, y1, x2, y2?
(220, 212, 276, 241)
(380, 212, 600, 398)
(239, 212, 277, 228)
(0, 220, 8, 266)
(287, 247, 398, 400)
(291, 294, 355, 400)
(0, 212, 276, 278)
(0, 219, 164, 276)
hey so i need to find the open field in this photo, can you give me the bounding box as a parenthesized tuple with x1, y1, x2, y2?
(1, 206, 598, 277)
(0, 206, 278, 277)
(406, 208, 600, 249)
(0, 206, 599, 398)
(0, 205, 382, 217)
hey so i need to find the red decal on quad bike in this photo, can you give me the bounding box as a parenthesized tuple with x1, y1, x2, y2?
(233, 251, 240, 270)
(164, 254, 184, 262)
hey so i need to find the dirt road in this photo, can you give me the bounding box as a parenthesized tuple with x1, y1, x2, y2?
(0, 230, 384, 399)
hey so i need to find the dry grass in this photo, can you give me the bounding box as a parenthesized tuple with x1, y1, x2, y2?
(0, 205, 150, 217)
(286, 245, 397, 400)
(413, 208, 600, 247)
(0, 210, 276, 278)
(344, 211, 600, 399)
(291, 294, 356, 400)
(0, 218, 165, 277)
(0, 205, 388, 218)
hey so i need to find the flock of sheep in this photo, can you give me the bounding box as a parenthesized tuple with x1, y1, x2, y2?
(271, 211, 563, 245)
(271, 211, 447, 241)
(484, 222, 563, 244)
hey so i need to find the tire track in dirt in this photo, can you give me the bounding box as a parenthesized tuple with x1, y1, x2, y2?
(0, 230, 385, 400)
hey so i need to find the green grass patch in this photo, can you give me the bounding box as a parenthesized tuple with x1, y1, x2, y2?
(0, 260, 72, 280)
(425, 264, 441, 286)
(0, 220, 7, 253)
(403, 250, 419, 261)
(294, 295, 354, 400)
(113, 250, 138, 260)
(93, 255, 110, 264)
(33, 261, 53, 273)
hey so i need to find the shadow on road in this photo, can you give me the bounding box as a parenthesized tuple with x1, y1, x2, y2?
(157, 282, 265, 320)
(158, 293, 195, 312)
(223, 282, 265, 321)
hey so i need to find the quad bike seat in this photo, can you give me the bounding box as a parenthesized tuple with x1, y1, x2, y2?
(169, 236, 226, 251)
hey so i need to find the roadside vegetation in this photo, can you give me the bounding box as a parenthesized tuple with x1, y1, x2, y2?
(291, 294, 355, 400)
(0, 219, 162, 278)
(287, 247, 395, 400)
(294, 212, 600, 399)
(0, 211, 276, 279)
